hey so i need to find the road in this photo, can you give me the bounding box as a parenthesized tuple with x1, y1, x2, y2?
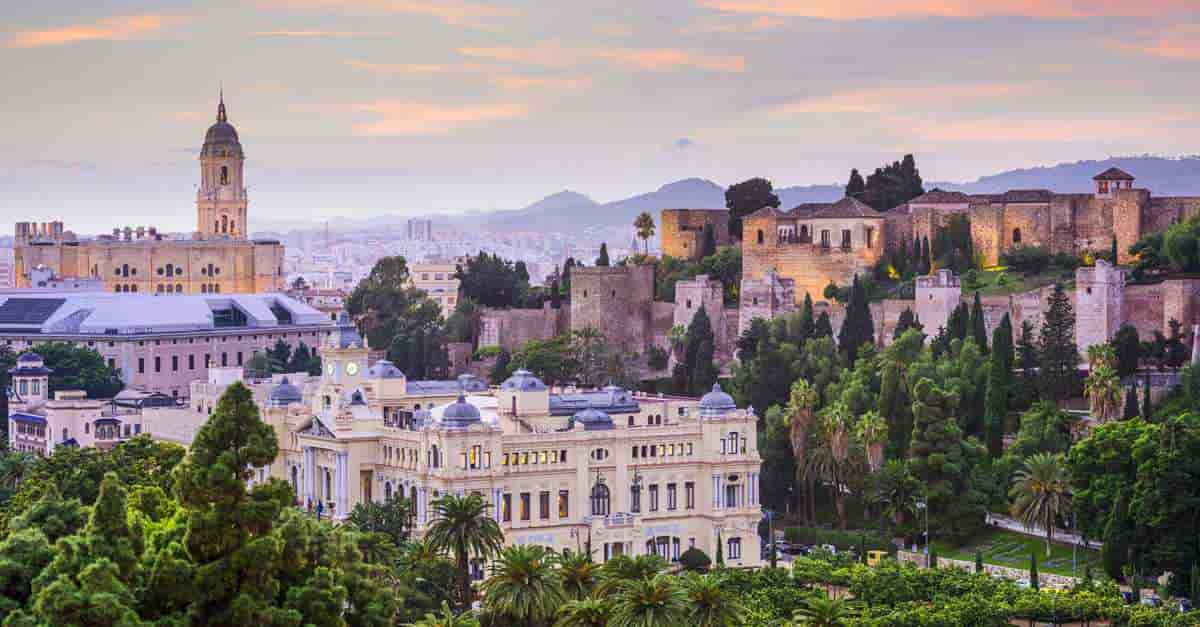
(985, 513, 1103, 550)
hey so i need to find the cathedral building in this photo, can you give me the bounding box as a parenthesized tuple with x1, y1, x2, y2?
(12, 94, 284, 294)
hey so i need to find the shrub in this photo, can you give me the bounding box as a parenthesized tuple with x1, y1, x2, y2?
(678, 547, 711, 572)
(783, 526, 893, 554)
(647, 346, 669, 371)
(1000, 246, 1052, 276)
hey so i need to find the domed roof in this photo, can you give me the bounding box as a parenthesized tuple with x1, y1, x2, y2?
(330, 311, 365, 349)
(16, 352, 42, 364)
(269, 377, 302, 405)
(369, 360, 405, 379)
(572, 404, 614, 431)
(501, 369, 547, 392)
(200, 94, 244, 158)
(699, 383, 736, 416)
(458, 373, 487, 392)
(441, 394, 482, 428)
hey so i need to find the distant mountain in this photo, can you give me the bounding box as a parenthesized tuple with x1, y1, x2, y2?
(929, 156, 1200, 196)
(482, 178, 725, 232)
(776, 184, 844, 207)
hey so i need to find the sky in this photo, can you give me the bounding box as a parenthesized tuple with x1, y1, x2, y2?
(3, 0, 1200, 233)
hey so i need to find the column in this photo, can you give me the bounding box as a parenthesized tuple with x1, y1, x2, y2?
(336, 452, 348, 516)
(418, 487, 428, 524)
(303, 447, 315, 503)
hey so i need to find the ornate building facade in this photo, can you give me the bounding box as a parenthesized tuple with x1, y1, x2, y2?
(12, 95, 284, 294)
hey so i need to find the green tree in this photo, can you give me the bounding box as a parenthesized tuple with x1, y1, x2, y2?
(1142, 373, 1152, 418)
(634, 212, 656, 255)
(786, 380, 820, 524)
(680, 572, 745, 627)
(406, 601, 480, 627)
(725, 177, 779, 241)
(1112, 324, 1141, 378)
(892, 308, 922, 342)
(815, 312, 833, 339)
(845, 169, 866, 200)
(836, 275, 874, 364)
(554, 598, 610, 627)
(700, 224, 717, 258)
(1009, 453, 1071, 557)
(609, 573, 688, 627)
(345, 497, 413, 548)
(557, 550, 598, 601)
(596, 243, 610, 267)
(969, 292, 988, 353)
(1123, 384, 1139, 419)
(789, 593, 858, 627)
(1029, 551, 1040, 591)
(1039, 284, 1079, 403)
(681, 307, 717, 395)
(481, 545, 565, 627)
(984, 313, 1014, 457)
(22, 342, 123, 399)
(424, 494, 504, 611)
(858, 154, 924, 212)
(919, 236, 931, 276)
(1102, 492, 1131, 580)
(908, 379, 987, 543)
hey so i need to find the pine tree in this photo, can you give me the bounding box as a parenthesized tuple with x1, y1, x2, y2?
(909, 379, 986, 543)
(894, 308, 916, 341)
(1039, 284, 1079, 403)
(1029, 551, 1039, 590)
(984, 313, 1014, 458)
(596, 243, 610, 267)
(845, 169, 866, 199)
(837, 275, 875, 364)
(969, 291, 988, 353)
(1123, 384, 1139, 419)
(947, 303, 969, 342)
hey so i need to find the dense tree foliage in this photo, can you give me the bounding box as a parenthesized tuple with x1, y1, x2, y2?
(851, 154, 924, 212)
(724, 178, 779, 241)
(0, 342, 122, 400)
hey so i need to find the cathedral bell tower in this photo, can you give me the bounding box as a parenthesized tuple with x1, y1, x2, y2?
(197, 91, 248, 240)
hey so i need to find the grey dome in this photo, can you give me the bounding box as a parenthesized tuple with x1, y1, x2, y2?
(699, 383, 736, 416)
(441, 394, 482, 428)
(16, 352, 42, 364)
(369, 360, 405, 379)
(572, 405, 614, 431)
(269, 377, 302, 406)
(350, 390, 366, 405)
(331, 311, 365, 349)
(201, 96, 244, 158)
(501, 369, 547, 392)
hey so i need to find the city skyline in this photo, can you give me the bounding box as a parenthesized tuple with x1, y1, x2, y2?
(4, 1, 1200, 232)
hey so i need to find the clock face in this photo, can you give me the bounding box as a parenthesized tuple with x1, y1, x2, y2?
(346, 362, 359, 376)
(326, 363, 335, 376)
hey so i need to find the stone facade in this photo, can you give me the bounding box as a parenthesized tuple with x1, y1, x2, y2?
(674, 275, 729, 358)
(12, 96, 284, 294)
(1075, 260, 1125, 355)
(478, 304, 566, 353)
(899, 169, 1200, 267)
(660, 209, 730, 260)
(914, 270, 961, 336)
(570, 265, 655, 354)
(737, 270, 796, 336)
(410, 262, 460, 316)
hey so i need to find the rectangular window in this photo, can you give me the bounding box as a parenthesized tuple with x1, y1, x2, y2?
(558, 490, 569, 518)
(107, 358, 116, 369)
(649, 485, 659, 512)
(667, 483, 677, 510)
(728, 537, 742, 560)
(632, 446, 639, 458)
(631, 486, 641, 513)
(725, 484, 738, 509)
(820, 230, 830, 248)
(685, 482, 695, 509)
(520, 493, 531, 521)
(138, 358, 145, 374)
(502, 494, 512, 522)
(172, 355, 179, 371)
(188, 355, 195, 370)
(237, 351, 243, 366)
(865, 227, 874, 249)
(539, 491, 550, 520)
(154, 356, 161, 373)
(841, 229, 852, 249)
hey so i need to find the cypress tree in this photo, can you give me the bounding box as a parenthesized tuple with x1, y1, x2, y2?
(920, 236, 932, 275)
(975, 550, 984, 573)
(1111, 235, 1119, 264)
(701, 223, 717, 257)
(683, 307, 716, 394)
(1039, 284, 1079, 403)
(894, 308, 916, 341)
(1123, 384, 1139, 419)
(838, 275, 875, 364)
(984, 313, 1014, 458)
(798, 293, 816, 345)
(1029, 551, 1039, 590)
(947, 302, 969, 343)
(969, 291, 988, 353)
(845, 168, 866, 199)
(815, 311, 833, 339)
(596, 243, 610, 267)
(691, 339, 718, 395)
(1142, 374, 1152, 419)
(549, 277, 562, 309)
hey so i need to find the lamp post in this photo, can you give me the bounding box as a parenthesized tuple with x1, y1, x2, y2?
(915, 499, 929, 560)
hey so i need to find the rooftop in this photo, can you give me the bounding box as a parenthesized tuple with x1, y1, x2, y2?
(0, 292, 330, 336)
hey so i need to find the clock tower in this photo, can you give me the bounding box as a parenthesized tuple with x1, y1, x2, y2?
(314, 312, 368, 415)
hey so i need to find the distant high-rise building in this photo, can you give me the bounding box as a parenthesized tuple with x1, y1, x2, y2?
(0, 248, 13, 288)
(406, 218, 433, 241)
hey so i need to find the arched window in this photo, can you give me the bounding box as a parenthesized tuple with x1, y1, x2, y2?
(756, 229, 764, 244)
(214, 221, 220, 233)
(1013, 228, 1022, 244)
(384, 482, 393, 502)
(122, 263, 129, 277)
(201, 284, 207, 293)
(590, 481, 610, 516)
(221, 215, 228, 234)
(176, 283, 182, 293)
(62, 428, 68, 442)
(220, 165, 229, 186)
(130, 284, 137, 293)
(229, 220, 235, 234)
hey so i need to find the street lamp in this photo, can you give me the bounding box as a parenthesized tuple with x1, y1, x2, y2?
(915, 499, 929, 558)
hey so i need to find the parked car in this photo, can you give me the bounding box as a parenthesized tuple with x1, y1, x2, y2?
(1141, 596, 1163, 608)
(1178, 599, 1192, 612)
(1121, 591, 1135, 604)
(1015, 579, 1032, 589)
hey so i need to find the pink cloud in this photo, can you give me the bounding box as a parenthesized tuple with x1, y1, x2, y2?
(345, 59, 485, 73)
(895, 113, 1200, 143)
(459, 44, 745, 73)
(489, 75, 591, 90)
(258, 0, 512, 26)
(700, 0, 1198, 19)
(7, 14, 183, 48)
(1109, 24, 1200, 60)
(775, 83, 1036, 114)
(252, 29, 393, 37)
(330, 101, 530, 135)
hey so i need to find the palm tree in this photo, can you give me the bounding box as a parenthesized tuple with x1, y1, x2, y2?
(554, 598, 611, 627)
(404, 600, 480, 627)
(596, 554, 667, 596)
(1084, 363, 1121, 422)
(609, 573, 688, 627)
(879, 460, 920, 533)
(855, 411, 887, 474)
(1009, 452, 1071, 557)
(667, 325, 688, 361)
(425, 494, 504, 611)
(679, 572, 745, 627)
(481, 545, 565, 627)
(0, 452, 36, 492)
(634, 212, 656, 255)
(806, 401, 858, 529)
(785, 379, 819, 523)
(557, 550, 598, 600)
(789, 593, 858, 627)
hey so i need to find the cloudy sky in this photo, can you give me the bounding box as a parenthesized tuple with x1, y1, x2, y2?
(3, 0, 1200, 232)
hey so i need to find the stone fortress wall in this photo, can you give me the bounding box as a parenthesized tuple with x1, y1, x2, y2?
(570, 265, 656, 355)
(660, 209, 731, 261)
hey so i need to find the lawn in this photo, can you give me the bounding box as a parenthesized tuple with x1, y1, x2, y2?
(963, 267, 1074, 297)
(932, 527, 1100, 578)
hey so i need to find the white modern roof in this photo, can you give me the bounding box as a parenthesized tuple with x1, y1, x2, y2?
(0, 291, 331, 336)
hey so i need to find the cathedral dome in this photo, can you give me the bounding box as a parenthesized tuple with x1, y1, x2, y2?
(699, 383, 736, 417)
(201, 94, 244, 158)
(441, 395, 482, 428)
